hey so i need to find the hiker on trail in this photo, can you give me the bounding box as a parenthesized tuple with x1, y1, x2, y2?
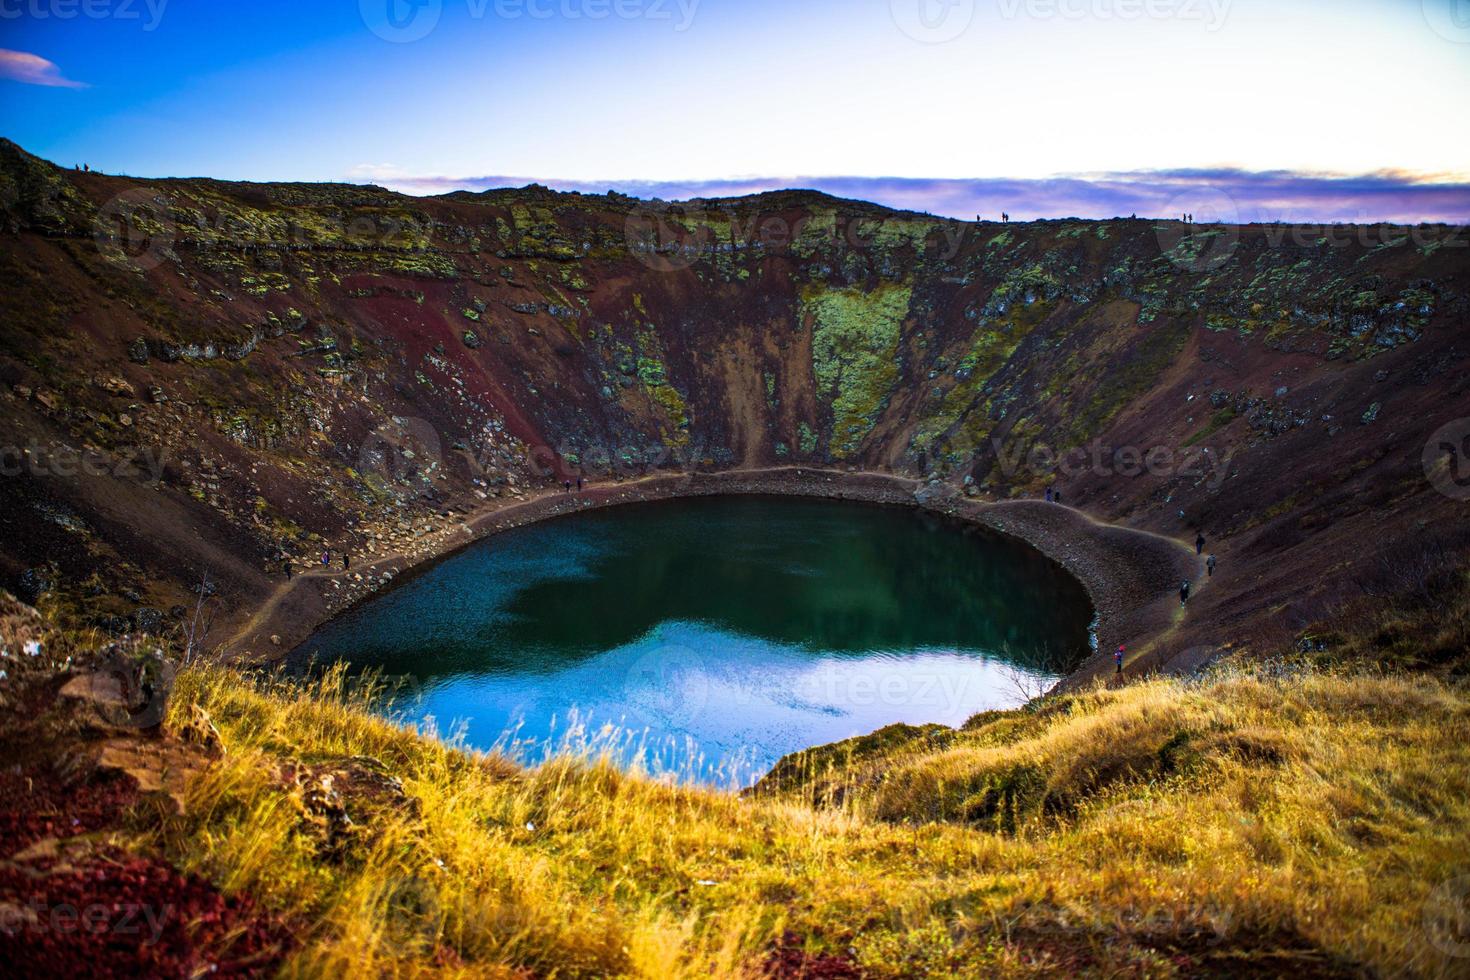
(1115, 644, 1125, 675)
(563, 480, 572, 493)
(1045, 486, 1053, 503)
(283, 560, 292, 580)
(576, 476, 584, 492)
(1054, 490, 1062, 505)
(1195, 532, 1206, 555)
(343, 551, 351, 571)
(1206, 554, 1217, 577)
(321, 550, 330, 568)
(1180, 580, 1191, 606)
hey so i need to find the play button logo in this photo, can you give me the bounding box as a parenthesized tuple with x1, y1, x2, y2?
(361, 0, 442, 43)
(891, 0, 975, 43)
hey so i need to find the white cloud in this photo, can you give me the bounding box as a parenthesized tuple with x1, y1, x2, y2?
(0, 49, 86, 89)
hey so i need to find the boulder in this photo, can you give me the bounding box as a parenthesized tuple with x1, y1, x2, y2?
(132, 606, 166, 634)
(17, 566, 53, 603)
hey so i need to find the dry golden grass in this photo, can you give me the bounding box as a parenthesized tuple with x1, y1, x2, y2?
(148, 659, 1470, 978)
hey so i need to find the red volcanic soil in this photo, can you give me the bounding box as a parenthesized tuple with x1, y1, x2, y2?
(0, 849, 289, 978)
(0, 766, 142, 861)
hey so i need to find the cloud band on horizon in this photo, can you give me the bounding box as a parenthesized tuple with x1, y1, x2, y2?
(348, 165, 1470, 225)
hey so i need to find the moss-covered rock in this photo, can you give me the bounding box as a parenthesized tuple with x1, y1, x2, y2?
(803, 283, 912, 458)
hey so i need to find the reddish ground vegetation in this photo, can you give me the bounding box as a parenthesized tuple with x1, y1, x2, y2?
(0, 766, 140, 860)
(0, 849, 289, 978)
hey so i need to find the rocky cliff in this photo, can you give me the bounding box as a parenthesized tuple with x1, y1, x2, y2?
(2, 138, 1467, 667)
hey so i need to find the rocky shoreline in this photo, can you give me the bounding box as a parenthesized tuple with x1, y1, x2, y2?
(229, 467, 1200, 692)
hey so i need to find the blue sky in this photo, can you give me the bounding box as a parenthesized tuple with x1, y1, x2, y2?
(2, 0, 1468, 219)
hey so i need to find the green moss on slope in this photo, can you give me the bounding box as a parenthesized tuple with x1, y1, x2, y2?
(804, 284, 912, 458)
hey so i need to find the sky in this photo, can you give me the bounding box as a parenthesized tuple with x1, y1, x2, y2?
(1, 0, 1468, 220)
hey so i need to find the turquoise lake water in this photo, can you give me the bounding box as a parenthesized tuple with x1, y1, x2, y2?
(292, 496, 1093, 786)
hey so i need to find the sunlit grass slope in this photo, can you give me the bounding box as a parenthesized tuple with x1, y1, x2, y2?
(157, 657, 1470, 978)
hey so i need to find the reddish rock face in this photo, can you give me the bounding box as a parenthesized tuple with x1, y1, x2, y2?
(0, 136, 1467, 663)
